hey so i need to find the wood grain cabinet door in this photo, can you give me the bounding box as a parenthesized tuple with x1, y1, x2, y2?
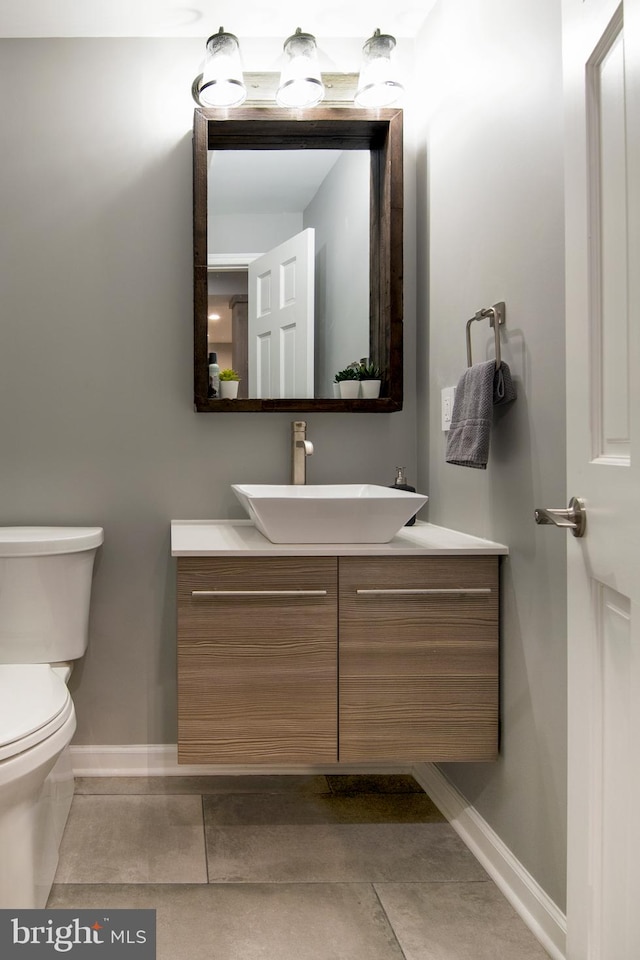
(177, 557, 338, 763)
(338, 556, 499, 762)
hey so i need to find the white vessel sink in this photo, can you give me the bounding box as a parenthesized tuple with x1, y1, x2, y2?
(231, 483, 428, 544)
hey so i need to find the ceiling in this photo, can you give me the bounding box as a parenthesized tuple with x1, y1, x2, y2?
(0, 1, 435, 39)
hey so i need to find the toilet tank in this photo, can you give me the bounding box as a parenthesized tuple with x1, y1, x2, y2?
(0, 527, 103, 664)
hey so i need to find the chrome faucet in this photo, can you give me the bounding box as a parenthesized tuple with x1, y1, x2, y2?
(291, 420, 313, 485)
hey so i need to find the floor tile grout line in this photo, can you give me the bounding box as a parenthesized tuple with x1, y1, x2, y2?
(370, 882, 409, 960)
(201, 794, 211, 883)
(204, 879, 494, 886)
(205, 879, 493, 886)
(52, 879, 494, 889)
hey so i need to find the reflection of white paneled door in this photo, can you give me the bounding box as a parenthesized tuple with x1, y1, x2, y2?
(563, 1, 640, 957)
(248, 228, 314, 399)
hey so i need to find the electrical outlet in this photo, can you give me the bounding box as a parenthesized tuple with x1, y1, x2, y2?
(441, 386, 456, 431)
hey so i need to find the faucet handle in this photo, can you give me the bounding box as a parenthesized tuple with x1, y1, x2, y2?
(291, 420, 312, 484)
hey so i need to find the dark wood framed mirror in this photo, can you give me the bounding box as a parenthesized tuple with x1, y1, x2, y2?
(193, 106, 403, 412)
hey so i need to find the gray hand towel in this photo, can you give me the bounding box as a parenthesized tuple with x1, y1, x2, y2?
(445, 360, 516, 469)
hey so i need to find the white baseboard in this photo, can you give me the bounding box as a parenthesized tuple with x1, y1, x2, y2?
(412, 763, 566, 960)
(69, 744, 410, 778)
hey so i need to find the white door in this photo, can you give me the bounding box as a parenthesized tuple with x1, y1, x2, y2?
(562, 1, 640, 957)
(248, 228, 315, 399)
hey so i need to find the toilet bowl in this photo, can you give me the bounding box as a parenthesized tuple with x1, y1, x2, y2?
(0, 527, 103, 909)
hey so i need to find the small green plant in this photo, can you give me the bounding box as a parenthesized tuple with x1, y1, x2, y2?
(334, 362, 360, 383)
(219, 368, 240, 381)
(356, 358, 381, 380)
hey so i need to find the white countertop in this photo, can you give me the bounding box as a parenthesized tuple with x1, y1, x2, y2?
(170, 520, 508, 557)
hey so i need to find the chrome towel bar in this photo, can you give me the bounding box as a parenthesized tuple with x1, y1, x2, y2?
(466, 301, 506, 368)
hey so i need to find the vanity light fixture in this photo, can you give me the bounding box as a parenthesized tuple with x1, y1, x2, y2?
(275, 28, 325, 108)
(354, 29, 404, 108)
(192, 27, 247, 108)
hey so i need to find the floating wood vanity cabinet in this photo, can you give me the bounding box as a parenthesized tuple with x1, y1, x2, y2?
(338, 556, 499, 762)
(175, 545, 500, 765)
(177, 557, 338, 764)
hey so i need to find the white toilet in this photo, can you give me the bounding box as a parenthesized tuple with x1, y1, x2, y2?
(0, 526, 103, 909)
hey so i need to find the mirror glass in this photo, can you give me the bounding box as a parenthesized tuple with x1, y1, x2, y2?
(207, 149, 370, 400)
(193, 108, 403, 413)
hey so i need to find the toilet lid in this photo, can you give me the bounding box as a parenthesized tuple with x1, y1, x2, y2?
(0, 526, 103, 557)
(0, 665, 72, 761)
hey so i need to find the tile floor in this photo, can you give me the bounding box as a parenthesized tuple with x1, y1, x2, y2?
(48, 774, 551, 959)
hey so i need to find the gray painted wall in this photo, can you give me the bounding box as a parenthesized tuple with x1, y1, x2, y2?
(209, 213, 303, 254)
(415, 0, 567, 910)
(304, 151, 370, 396)
(0, 38, 417, 744)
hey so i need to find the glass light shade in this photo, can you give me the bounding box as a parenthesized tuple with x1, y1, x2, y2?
(276, 29, 325, 108)
(199, 28, 247, 108)
(355, 29, 404, 108)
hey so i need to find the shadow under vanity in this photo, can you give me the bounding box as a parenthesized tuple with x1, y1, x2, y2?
(171, 521, 507, 765)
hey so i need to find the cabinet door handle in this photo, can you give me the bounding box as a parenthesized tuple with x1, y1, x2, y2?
(355, 587, 492, 596)
(191, 589, 328, 599)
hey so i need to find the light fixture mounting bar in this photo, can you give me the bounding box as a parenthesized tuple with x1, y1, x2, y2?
(242, 72, 358, 104)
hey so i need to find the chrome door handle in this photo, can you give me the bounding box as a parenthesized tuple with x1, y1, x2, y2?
(534, 497, 586, 538)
